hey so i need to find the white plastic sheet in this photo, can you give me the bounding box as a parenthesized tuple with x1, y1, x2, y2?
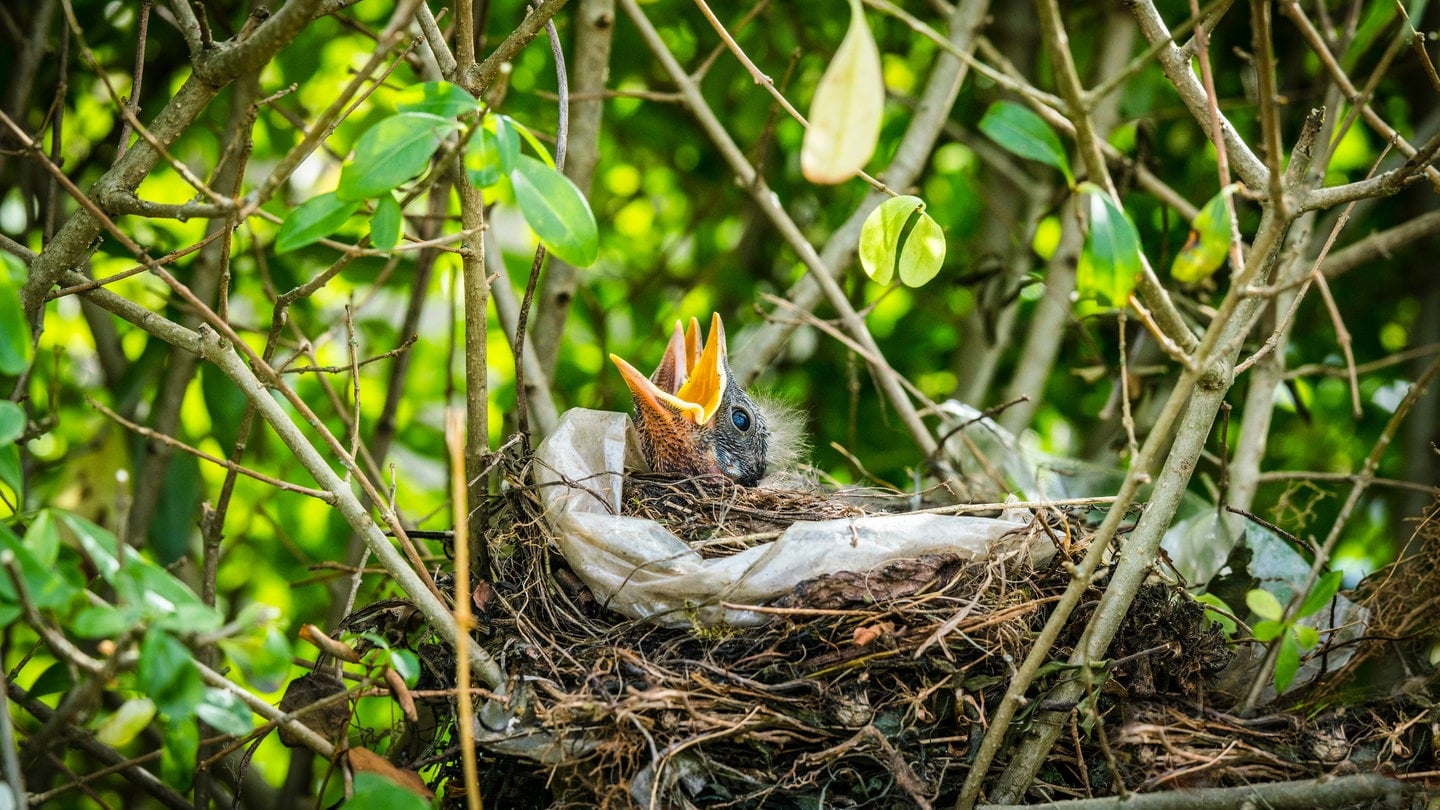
(533, 408, 1049, 627)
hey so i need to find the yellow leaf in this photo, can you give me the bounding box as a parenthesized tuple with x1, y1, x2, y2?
(800, 0, 884, 184)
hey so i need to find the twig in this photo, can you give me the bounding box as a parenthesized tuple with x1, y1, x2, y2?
(445, 408, 482, 810)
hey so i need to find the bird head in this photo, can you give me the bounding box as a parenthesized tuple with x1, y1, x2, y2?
(610, 313, 769, 486)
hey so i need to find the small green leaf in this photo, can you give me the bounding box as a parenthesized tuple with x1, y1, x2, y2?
(1077, 186, 1142, 310)
(94, 697, 157, 747)
(0, 401, 23, 445)
(1193, 592, 1237, 635)
(138, 627, 204, 720)
(492, 115, 521, 175)
(24, 509, 60, 566)
(466, 127, 503, 188)
(504, 116, 555, 168)
(0, 256, 33, 376)
(27, 661, 74, 699)
(0, 443, 19, 497)
(220, 625, 293, 694)
(73, 603, 132, 638)
(0, 521, 78, 609)
(161, 718, 198, 791)
(388, 649, 420, 686)
(1170, 183, 1240, 283)
(510, 155, 599, 267)
(58, 510, 122, 580)
(1274, 632, 1302, 692)
(1297, 569, 1344, 618)
(347, 772, 431, 810)
(1246, 587, 1284, 622)
(338, 112, 459, 201)
(1251, 619, 1286, 642)
(196, 688, 255, 736)
(1292, 623, 1320, 649)
(276, 192, 362, 254)
(899, 209, 946, 287)
(979, 100, 1074, 186)
(858, 195, 947, 287)
(395, 81, 481, 118)
(370, 194, 402, 251)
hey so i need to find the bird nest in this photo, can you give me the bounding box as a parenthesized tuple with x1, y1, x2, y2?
(320, 430, 1440, 808)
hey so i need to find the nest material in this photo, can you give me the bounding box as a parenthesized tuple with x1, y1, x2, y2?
(349, 469, 1439, 808)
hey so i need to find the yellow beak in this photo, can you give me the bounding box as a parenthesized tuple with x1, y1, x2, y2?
(610, 313, 729, 426)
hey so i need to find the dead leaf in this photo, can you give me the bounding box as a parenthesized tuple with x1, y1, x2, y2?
(800, 0, 884, 184)
(347, 746, 435, 800)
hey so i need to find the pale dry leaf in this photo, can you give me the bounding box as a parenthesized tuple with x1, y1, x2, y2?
(800, 0, 884, 184)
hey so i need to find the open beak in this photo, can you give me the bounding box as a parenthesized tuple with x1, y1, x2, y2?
(610, 313, 730, 426)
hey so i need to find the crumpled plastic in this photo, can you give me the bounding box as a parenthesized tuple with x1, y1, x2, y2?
(533, 408, 1050, 627)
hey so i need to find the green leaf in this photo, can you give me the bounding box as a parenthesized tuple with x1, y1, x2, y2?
(510, 155, 599, 267)
(1192, 592, 1237, 635)
(492, 115, 520, 175)
(800, 0, 884, 184)
(1251, 619, 1286, 642)
(1292, 623, 1320, 649)
(1274, 631, 1302, 692)
(1297, 569, 1344, 618)
(220, 625, 293, 694)
(200, 364, 247, 452)
(0, 521, 79, 610)
(899, 209, 946, 287)
(370, 194, 402, 251)
(196, 688, 255, 736)
(858, 195, 946, 287)
(24, 509, 60, 566)
(27, 661, 74, 699)
(0, 257, 33, 376)
(276, 192, 362, 254)
(388, 649, 420, 686)
(338, 112, 459, 201)
(465, 127, 503, 188)
(161, 718, 198, 791)
(94, 697, 157, 747)
(1170, 183, 1239, 283)
(138, 627, 204, 720)
(347, 772, 431, 810)
(395, 81, 481, 118)
(73, 603, 133, 638)
(1246, 587, 1284, 622)
(1077, 186, 1143, 310)
(58, 510, 123, 580)
(0, 401, 23, 446)
(502, 115, 555, 168)
(0, 444, 20, 498)
(978, 100, 1074, 186)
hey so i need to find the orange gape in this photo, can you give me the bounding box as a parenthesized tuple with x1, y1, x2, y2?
(610, 313, 769, 486)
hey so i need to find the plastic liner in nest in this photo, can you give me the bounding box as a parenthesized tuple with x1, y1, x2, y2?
(530, 408, 1051, 627)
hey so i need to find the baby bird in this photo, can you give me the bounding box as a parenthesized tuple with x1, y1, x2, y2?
(610, 313, 770, 486)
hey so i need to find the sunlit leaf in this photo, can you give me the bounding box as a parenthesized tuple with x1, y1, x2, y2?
(94, 697, 157, 747)
(338, 112, 459, 201)
(73, 603, 132, 638)
(276, 192, 361, 254)
(510, 155, 599, 267)
(492, 115, 520, 175)
(1170, 183, 1240, 283)
(0, 256, 33, 376)
(1077, 185, 1142, 311)
(801, 0, 884, 184)
(1251, 619, 1285, 642)
(1293, 623, 1320, 649)
(858, 195, 946, 287)
(1297, 569, 1344, 618)
(139, 627, 204, 720)
(466, 127, 503, 188)
(979, 100, 1074, 186)
(503, 115, 555, 168)
(196, 688, 255, 736)
(395, 81, 481, 118)
(1246, 587, 1284, 622)
(370, 194, 402, 251)
(1274, 631, 1302, 692)
(0, 401, 21, 447)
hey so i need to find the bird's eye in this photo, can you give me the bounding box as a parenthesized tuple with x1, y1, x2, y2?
(731, 406, 751, 432)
